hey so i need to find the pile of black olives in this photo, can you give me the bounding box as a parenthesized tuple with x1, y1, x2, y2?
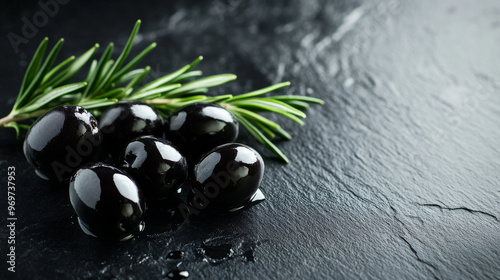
(23, 102, 265, 240)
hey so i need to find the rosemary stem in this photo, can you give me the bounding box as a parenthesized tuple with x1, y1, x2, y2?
(0, 113, 19, 128)
(0, 110, 46, 128)
(219, 103, 239, 113)
(219, 103, 233, 110)
(146, 99, 177, 105)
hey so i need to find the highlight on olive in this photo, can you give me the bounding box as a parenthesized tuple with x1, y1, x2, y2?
(23, 105, 102, 182)
(165, 103, 238, 161)
(119, 135, 188, 201)
(188, 143, 265, 212)
(99, 101, 164, 158)
(69, 163, 145, 240)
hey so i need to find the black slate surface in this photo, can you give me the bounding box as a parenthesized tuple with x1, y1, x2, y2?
(1, 0, 499, 279)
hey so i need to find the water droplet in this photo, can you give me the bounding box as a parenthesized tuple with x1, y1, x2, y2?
(249, 189, 266, 204)
(200, 243, 233, 261)
(70, 214, 78, 225)
(167, 251, 185, 260)
(165, 269, 189, 279)
(241, 249, 255, 262)
(228, 189, 266, 212)
(77, 218, 97, 238)
(138, 221, 146, 232)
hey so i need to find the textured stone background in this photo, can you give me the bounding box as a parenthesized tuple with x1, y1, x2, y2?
(0, 0, 499, 279)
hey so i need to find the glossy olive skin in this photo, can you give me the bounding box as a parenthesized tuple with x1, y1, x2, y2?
(189, 143, 264, 211)
(165, 103, 238, 160)
(69, 163, 145, 240)
(119, 136, 188, 201)
(99, 101, 164, 158)
(23, 105, 102, 182)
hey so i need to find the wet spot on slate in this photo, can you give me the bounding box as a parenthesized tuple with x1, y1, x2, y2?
(199, 243, 234, 263)
(165, 269, 189, 279)
(166, 250, 185, 260)
(196, 239, 258, 264)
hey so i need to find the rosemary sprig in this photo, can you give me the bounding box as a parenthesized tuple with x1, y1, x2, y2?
(0, 20, 323, 163)
(224, 84, 323, 163)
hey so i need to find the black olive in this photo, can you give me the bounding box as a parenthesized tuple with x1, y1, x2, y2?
(188, 143, 264, 211)
(99, 101, 164, 158)
(119, 136, 188, 201)
(69, 163, 145, 240)
(165, 103, 238, 161)
(23, 105, 102, 182)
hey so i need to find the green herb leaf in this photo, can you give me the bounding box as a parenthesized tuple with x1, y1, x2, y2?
(123, 66, 151, 94)
(41, 56, 75, 85)
(17, 82, 87, 114)
(112, 42, 156, 83)
(233, 112, 290, 163)
(272, 95, 325, 104)
(128, 84, 181, 100)
(83, 43, 114, 98)
(164, 74, 237, 98)
(136, 56, 203, 94)
(78, 98, 118, 109)
(62, 44, 99, 84)
(115, 68, 147, 85)
(170, 70, 203, 83)
(18, 37, 49, 100)
(97, 20, 142, 92)
(16, 38, 65, 109)
(228, 82, 291, 101)
(229, 99, 306, 119)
